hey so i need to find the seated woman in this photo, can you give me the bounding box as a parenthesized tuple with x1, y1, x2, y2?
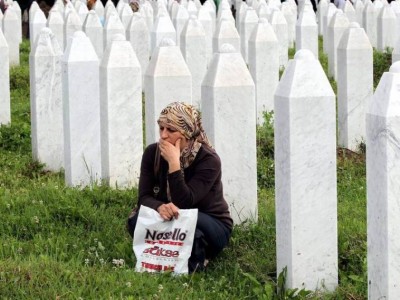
(127, 102, 233, 273)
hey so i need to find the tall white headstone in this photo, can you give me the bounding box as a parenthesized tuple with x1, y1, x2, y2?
(202, 43, 257, 224)
(248, 19, 279, 121)
(376, 5, 396, 52)
(275, 49, 337, 292)
(327, 10, 349, 79)
(172, 4, 189, 46)
(337, 22, 372, 151)
(180, 16, 206, 108)
(64, 10, 83, 48)
(0, 28, 10, 125)
(145, 38, 192, 145)
(270, 9, 288, 67)
(103, 12, 125, 49)
(2, 8, 19, 66)
(83, 10, 104, 59)
(119, 3, 133, 29)
(10, 1, 22, 44)
(30, 8, 47, 46)
(354, 0, 364, 27)
(363, 0, 377, 48)
(213, 18, 240, 53)
(281, 2, 296, 49)
(317, 0, 329, 35)
(62, 31, 101, 187)
(30, 28, 64, 172)
(100, 34, 142, 188)
(47, 9, 65, 50)
(296, 9, 318, 59)
(240, 7, 258, 63)
(150, 13, 176, 54)
(323, 3, 337, 53)
(367, 61, 400, 300)
(198, 5, 213, 66)
(127, 12, 149, 86)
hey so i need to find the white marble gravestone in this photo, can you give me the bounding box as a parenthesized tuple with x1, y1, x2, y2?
(119, 3, 133, 29)
(317, 0, 329, 35)
(173, 4, 189, 46)
(274, 49, 337, 292)
(327, 11, 349, 79)
(103, 12, 125, 49)
(376, 5, 396, 51)
(337, 22, 372, 151)
(64, 10, 83, 48)
(270, 9, 288, 67)
(150, 13, 176, 54)
(47, 9, 65, 50)
(248, 19, 279, 122)
(343, 0, 356, 23)
(10, 1, 22, 44)
(141, 1, 154, 31)
(29, 1, 40, 37)
(127, 12, 149, 86)
(354, 0, 364, 26)
(367, 61, 400, 300)
(281, 2, 296, 48)
(240, 7, 258, 63)
(94, 0, 105, 19)
(77, 3, 89, 23)
(392, 38, 400, 63)
(3, 8, 19, 66)
(0, 10, 3, 32)
(296, 9, 318, 59)
(180, 16, 206, 108)
(363, 0, 377, 48)
(202, 43, 257, 224)
(144, 38, 192, 145)
(30, 8, 47, 46)
(30, 28, 64, 172)
(62, 31, 101, 187)
(213, 18, 240, 53)
(83, 10, 103, 59)
(198, 5, 213, 66)
(0, 29, 10, 125)
(100, 34, 142, 188)
(323, 3, 337, 53)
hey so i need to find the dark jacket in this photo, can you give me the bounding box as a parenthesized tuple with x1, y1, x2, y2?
(138, 143, 233, 230)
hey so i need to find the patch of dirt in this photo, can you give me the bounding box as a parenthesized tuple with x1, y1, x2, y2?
(337, 147, 365, 164)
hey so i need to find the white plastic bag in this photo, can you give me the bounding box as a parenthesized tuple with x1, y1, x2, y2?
(133, 205, 198, 274)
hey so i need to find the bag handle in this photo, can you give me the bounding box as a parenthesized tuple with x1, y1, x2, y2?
(153, 143, 161, 198)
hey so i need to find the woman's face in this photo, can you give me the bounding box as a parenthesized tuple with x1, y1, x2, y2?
(159, 124, 188, 150)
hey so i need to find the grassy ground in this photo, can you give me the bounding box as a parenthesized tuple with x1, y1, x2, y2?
(0, 39, 391, 299)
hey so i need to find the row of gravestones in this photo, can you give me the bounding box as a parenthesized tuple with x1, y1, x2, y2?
(1, 0, 400, 298)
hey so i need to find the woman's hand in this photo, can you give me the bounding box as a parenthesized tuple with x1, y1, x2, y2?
(159, 138, 181, 173)
(157, 203, 180, 221)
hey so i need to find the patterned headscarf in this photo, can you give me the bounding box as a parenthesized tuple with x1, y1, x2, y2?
(157, 102, 212, 169)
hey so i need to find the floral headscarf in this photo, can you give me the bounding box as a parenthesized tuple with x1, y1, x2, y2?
(157, 102, 212, 169)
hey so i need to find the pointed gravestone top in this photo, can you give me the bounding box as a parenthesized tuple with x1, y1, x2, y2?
(63, 31, 98, 62)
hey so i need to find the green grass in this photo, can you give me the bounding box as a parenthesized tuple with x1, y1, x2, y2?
(0, 38, 392, 299)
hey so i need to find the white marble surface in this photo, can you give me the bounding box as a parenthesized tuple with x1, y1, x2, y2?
(296, 9, 318, 59)
(30, 8, 47, 47)
(392, 37, 400, 64)
(274, 49, 337, 291)
(100, 34, 142, 188)
(3, 8, 19, 66)
(376, 5, 396, 51)
(119, 3, 133, 29)
(337, 23, 372, 151)
(83, 10, 104, 59)
(198, 5, 213, 66)
(317, 0, 329, 35)
(172, 5, 189, 47)
(323, 3, 337, 53)
(281, 2, 296, 48)
(180, 16, 206, 108)
(248, 19, 279, 122)
(150, 13, 176, 54)
(270, 9, 288, 67)
(201, 43, 257, 225)
(10, 1, 21, 44)
(29, 1, 40, 39)
(141, 1, 154, 32)
(47, 9, 65, 51)
(30, 28, 64, 172)
(94, 0, 105, 20)
(213, 19, 240, 53)
(367, 61, 400, 300)
(103, 12, 125, 49)
(64, 10, 83, 49)
(0, 28, 10, 125)
(62, 31, 101, 187)
(327, 11, 349, 80)
(343, 0, 356, 23)
(127, 12, 149, 87)
(144, 39, 192, 145)
(363, 0, 377, 48)
(354, 0, 364, 26)
(240, 7, 258, 64)
(0, 10, 3, 32)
